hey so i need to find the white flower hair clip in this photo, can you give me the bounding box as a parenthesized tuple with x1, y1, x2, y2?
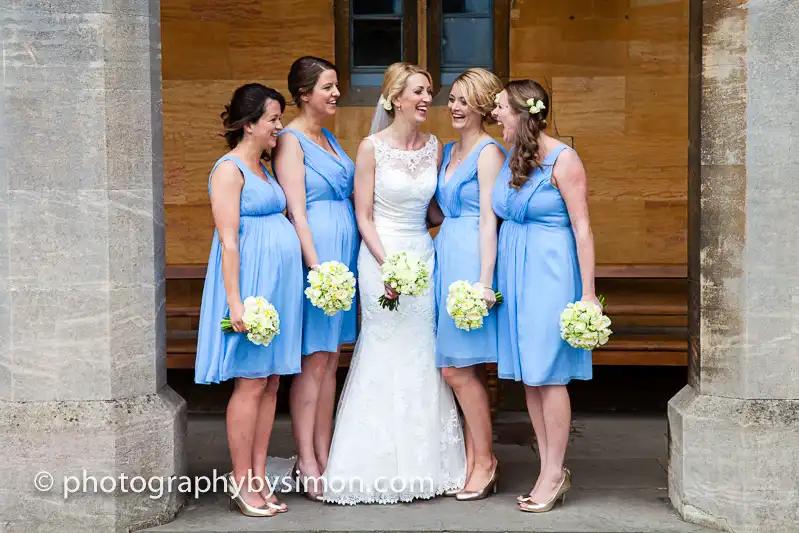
(494, 92, 501, 105)
(526, 98, 546, 115)
(378, 94, 392, 111)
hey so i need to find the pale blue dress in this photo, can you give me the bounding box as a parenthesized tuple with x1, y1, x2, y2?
(433, 139, 505, 368)
(194, 155, 303, 384)
(274, 128, 359, 355)
(492, 145, 592, 385)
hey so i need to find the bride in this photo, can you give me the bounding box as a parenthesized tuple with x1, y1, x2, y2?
(321, 63, 467, 504)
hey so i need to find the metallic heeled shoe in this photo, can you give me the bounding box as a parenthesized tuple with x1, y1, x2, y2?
(455, 461, 499, 501)
(292, 460, 325, 502)
(518, 468, 571, 513)
(262, 491, 288, 513)
(252, 468, 288, 513)
(443, 487, 462, 497)
(225, 473, 277, 517)
(517, 466, 570, 504)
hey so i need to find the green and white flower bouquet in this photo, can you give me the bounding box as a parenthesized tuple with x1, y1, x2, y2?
(305, 260, 357, 316)
(446, 280, 503, 331)
(378, 252, 430, 311)
(559, 296, 612, 350)
(221, 296, 280, 346)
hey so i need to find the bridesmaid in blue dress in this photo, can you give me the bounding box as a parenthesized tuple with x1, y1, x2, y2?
(194, 84, 301, 516)
(491, 80, 599, 513)
(433, 68, 505, 501)
(272, 57, 359, 501)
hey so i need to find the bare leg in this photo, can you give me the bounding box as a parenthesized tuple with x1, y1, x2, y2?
(251, 376, 286, 511)
(521, 385, 548, 501)
(313, 351, 340, 473)
(528, 385, 570, 504)
(463, 413, 475, 487)
(442, 366, 497, 493)
(289, 351, 327, 496)
(227, 378, 269, 509)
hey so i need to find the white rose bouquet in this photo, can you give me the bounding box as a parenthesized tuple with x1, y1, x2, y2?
(446, 280, 504, 331)
(559, 295, 612, 350)
(305, 261, 357, 316)
(379, 252, 430, 311)
(221, 296, 280, 346)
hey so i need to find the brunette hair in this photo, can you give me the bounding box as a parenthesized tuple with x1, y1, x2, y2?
(505, 80, 550, 189)
(220, 83, 286, 159)
(287, 56, 337, 107)
(452, 68, 504, 123)
(380, 62, 432, 117)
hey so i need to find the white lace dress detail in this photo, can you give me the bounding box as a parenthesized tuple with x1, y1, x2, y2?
(322, 134, 467, 505)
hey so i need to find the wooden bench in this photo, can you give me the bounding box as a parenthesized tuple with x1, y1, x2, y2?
(165, 263, 688, 370)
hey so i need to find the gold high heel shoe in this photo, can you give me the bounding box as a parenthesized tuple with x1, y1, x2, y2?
(518, 468, 571, 513)
(261, 480, 288, 513)
(292, 459, 325, 503)
(443, 487, 462, 497)
(455, 461, 499, 501)
(225, 473, 277, 517)
(517, 466, 570, 504)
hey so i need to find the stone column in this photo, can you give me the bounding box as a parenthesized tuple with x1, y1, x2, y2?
(0, 2, 187, 531)
(668, 1, 799, 532)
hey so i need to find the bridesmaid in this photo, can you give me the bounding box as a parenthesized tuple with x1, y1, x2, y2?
(272, 56, 359, 501)
(194, 83, 302, 516)
(433, 68, 505, 501)
(491, 80, 598, 513)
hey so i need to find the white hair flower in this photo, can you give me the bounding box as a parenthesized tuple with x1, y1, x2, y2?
(493, 92, 501, 105)
(378, 94, 392, 111)
(526, 98, 546, 115)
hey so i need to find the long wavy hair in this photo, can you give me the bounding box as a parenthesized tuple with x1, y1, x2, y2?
(505, 80, 550, 189)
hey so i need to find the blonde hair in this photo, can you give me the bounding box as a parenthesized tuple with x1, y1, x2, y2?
(453, 68, 504, 122)
(381, 62, 433, 117)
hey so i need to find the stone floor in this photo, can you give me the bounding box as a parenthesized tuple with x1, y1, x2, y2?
(144, 412, 714, 533)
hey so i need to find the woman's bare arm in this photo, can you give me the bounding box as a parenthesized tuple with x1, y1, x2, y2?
(553, 149, 598, 305)
(273, 132, 321, 269)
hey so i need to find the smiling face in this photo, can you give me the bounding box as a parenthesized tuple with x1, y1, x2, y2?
(303, 68, 340, 116)
(448, 82, 483, 132)
(248, 98, 284, 150)
(491, 90, 520, 143)
(393, 73, 433, 124)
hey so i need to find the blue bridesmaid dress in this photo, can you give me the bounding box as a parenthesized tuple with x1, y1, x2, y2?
(194, 155, 303, 384)
(492, 145, 592, 385)
(434, 138, 506, 368)
(275, 128, 359, 356)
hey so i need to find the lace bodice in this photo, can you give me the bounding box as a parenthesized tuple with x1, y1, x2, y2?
(369, 134, 439, 236)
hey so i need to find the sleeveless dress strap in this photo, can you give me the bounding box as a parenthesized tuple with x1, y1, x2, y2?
(544, 144, 571, 166)
(507, 146, 569, 223)
(208, 155, 249, 195)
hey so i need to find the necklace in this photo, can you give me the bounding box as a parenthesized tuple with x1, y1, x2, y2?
(454, 135, 482, 165)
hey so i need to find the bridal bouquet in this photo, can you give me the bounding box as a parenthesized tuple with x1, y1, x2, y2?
(378, 252, 430, 311)
(305, 261, 357, 316)
(221, 296, 280, 346)
(446, 280, 503, 331)
(559, 296, 612, 350)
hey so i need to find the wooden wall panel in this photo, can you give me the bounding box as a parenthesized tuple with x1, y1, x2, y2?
(162, 0, 688, 267)
(162, 0, 330, 264)
(510, 0, 689, 265)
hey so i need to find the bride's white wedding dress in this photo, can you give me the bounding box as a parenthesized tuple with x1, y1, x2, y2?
(322, 134, 467, 505)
